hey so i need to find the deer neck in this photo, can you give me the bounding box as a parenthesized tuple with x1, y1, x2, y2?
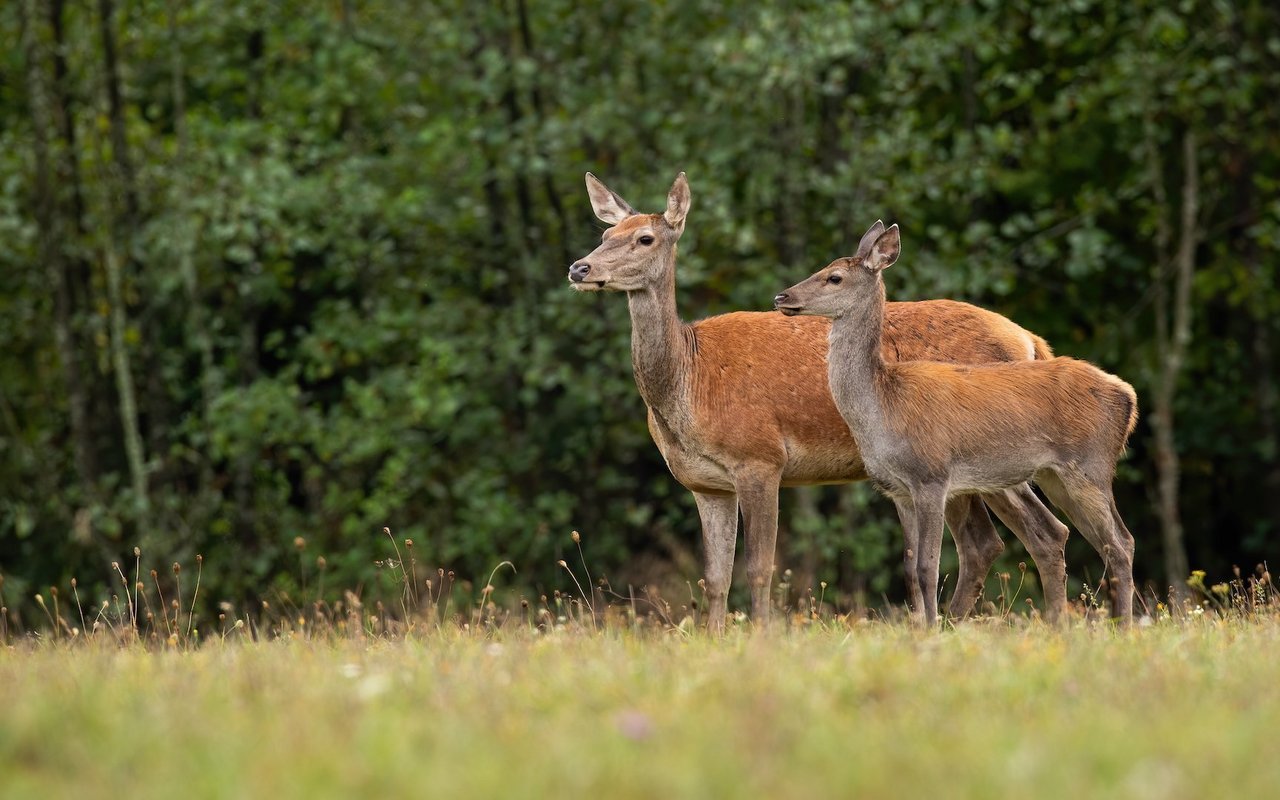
(626, 247, 691, 417)
(827, 276, 892, 443)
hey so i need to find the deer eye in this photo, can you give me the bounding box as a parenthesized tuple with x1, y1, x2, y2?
(828, 274, 843, 285)
(638, 235, 655, 246)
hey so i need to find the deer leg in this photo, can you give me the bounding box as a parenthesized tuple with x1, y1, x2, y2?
(1037, 469, 1136, 624)
(944, 495, 1004, 620)
(983, 484, 1070, 624)
(1107, 496, 1137, 621)
(892, 497, 926, 622)
(736, 466, 782, 628)
(693, 491, 738, 636)
(910, 483, 949, 627)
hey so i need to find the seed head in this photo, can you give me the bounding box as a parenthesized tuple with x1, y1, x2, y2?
(196, 554, 203, 564)
(404, 539, 413, 549)
(173, 562, 181, 575)
(316, 556, 327, 569)
(294, 536, 306, 551)
(571, 530, 580, 544)
(1018, 562, 1027, 572)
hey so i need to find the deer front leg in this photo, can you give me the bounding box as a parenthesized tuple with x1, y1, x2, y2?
(911, 484, 950, 627)
(983, 483, 1069, 624)
(892, 497, 926, 622)
(735, 466, 782, 628)
(693, 491, 738, 636)
(944, 495, 1004, 620)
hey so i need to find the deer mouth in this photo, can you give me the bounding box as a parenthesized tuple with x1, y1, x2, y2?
(569, 278, 609, 292)
(775, 305, 804, 316)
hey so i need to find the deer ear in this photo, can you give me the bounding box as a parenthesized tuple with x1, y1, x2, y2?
(853, 220, 886, 260)
(863, 224, 900, 272)
(585, 173, 636, 225)
(663, 172, 691, 229)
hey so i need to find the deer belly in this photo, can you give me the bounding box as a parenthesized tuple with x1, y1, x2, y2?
(780, 447, 869, 486)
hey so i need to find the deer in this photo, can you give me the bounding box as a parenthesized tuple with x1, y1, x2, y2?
(568, 172, 1071, 633)
(773, 220, 1138, 624)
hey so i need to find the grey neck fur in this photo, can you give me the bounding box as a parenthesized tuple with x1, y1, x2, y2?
(625, 245, 690, 417)
(827, 273, 891, 447)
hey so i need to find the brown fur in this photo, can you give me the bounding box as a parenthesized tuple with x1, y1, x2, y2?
(775, 220, 1139, 624)
(684, 303, 1052, 490)
(879, 357, 1138, 473)
(572, 174, 1071, 632)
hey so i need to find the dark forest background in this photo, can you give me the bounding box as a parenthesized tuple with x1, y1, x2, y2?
(2, 0, 1277, 615)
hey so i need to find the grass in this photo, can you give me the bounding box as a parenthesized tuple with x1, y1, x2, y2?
(2, 615, 1279, 799)
(2, 540, 1276, 798)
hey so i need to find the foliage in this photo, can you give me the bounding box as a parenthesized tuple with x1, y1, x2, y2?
(0, 0, 1277, 612)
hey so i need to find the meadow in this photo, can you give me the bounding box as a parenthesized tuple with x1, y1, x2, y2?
(3, 578, 1278, 800)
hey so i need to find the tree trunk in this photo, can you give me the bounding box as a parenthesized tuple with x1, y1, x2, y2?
(96, 0, 149, 517)
(97, 0, 138, 222)
(166, 0, 217, 419)
(513, 0, 570, 267)
(1145, 126, 1198, 598)
(104, 244, 149, 512)
(21, 0, 99, 497)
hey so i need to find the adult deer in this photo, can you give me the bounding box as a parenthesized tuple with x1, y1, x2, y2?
(569, 173, 1069, 631)
(774, 221, 1138, 623)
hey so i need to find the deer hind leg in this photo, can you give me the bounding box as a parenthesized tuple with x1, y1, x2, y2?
(909, 483, 949, 627)
(693, 491, 738, 636)
(892, 497, 926, 622)
(1037, 468, 1136, 624)
(1106, 494, 1137, 621)
(735, 466, 782, 629)
(983, 483, 1070, 624)
(944, 494, 1004, 620)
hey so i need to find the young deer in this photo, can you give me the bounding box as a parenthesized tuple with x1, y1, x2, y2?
(774, 221, 1138, 623)
(569, 173, 1072, 632)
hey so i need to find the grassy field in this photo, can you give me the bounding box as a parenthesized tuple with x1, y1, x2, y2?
(2, 612, 1278, 799)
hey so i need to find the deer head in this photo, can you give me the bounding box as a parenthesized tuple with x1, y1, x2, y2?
(773, 221, 901, 318)
(568, 172, 691, 292)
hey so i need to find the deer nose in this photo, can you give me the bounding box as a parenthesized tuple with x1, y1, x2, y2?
(569, 263, 591, 282)
(773, 292, 789, 307)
